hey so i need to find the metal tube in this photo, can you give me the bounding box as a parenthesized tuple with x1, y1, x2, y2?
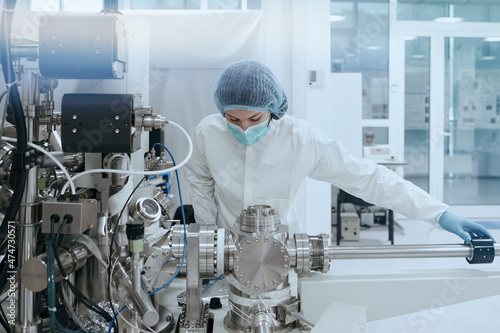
(16, 117, 39, 330)
(251, 313, 274, 333)
(186, 224, 202, 327)
(113, 260, 159, 327)
(11, 46, 38, 59)
(131, 252, 142, 291)
(326, 243, 500, 260)
(20, 242, 90, 292)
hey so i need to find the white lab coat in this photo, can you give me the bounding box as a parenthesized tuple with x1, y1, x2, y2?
(184, 114, 448, 234)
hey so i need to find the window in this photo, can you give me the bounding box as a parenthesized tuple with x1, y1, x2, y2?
(398, 0, 500, 23)
(330, 0, 390, 119)
(29, 0, 261, 11)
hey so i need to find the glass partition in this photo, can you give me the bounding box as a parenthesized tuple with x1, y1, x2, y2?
(443, 37, 500, 205)
(404, 36, 430, 193)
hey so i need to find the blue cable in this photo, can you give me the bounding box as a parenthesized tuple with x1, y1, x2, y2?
(108, 143, 187, 333)
(108, 305, 126, 333)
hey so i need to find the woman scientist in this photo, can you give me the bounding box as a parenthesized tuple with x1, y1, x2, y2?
(185, 60, 493, 242)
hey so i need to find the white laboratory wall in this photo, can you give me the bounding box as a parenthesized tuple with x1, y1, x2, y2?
(141, 0, 362, 234)
(293, 0, 334, 236)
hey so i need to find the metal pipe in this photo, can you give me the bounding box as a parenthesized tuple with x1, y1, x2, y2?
(20, 242, 90, 292)
(186, 224, 202, 328)
(16, 116, 39, 330)
(113, 260, 159, 327)
(251, 313, 274, 333)
(11, 46, 38, 59)
(326, 243, 500, 260)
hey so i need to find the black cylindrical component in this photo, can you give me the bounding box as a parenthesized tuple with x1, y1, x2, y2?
(466, 237, 495, 264)
(209, 297, 222, 310)
(126, 222, 144, 240)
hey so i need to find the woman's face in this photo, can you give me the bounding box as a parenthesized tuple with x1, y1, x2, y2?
(225, 109, 270, 131)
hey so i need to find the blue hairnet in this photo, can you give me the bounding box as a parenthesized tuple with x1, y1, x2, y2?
(213, 60, 288, 120)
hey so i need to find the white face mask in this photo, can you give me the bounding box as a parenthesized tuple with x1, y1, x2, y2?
(227, 119, 270, 145)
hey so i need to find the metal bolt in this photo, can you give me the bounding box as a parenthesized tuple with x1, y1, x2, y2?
(96, 49, 101, 54)
(72, 128, 77, 133)
(274, 241, 278, 246)
(51, 49, 56, 54)
(235, 256, 239, 261)
(246, 240, 251, 245)
(152, 253, 158, 258)
(255, 237, 259, 243)
(72, 114, 77, 120)
(254, 285, 260, 291)
(50, 34, 56, 40)
(284, 256, 289, 261)
(235, 266, 240, 271)
(246, 281, 251, 287)
(281, 247, 285, 252)
(264, 237, 269, 242)
(96, 35, 101, 40)
(239, 275, 244, 280)
(273, 280, 278, 286)
(264, 284, 269, 290)
(115, 128, 120, 134)
(284, 265, 289, 270)
(115, 115, 120, 120)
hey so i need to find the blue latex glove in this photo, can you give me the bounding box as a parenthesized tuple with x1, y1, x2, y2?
(439, 211, 496, 243)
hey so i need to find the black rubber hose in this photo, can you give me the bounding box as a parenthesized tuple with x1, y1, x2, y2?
(0, 3, 28, 331)
(0, 0, 28, 243)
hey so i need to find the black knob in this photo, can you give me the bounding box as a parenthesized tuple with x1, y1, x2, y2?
(209, 297, 222, 310)
(126, 222, 144, 240)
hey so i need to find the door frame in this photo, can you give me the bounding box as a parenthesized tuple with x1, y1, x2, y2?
(390, 18, 500, 218)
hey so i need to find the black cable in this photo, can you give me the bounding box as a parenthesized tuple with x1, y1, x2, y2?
(0, 5, 27, 328)
(49, 216, 115, 328)
(106, 176, 147, 331)
(51, 217, 114, 324)
(0, 0, 28, 243)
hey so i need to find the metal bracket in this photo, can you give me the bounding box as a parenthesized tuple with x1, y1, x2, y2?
(466, 231, 495, 264)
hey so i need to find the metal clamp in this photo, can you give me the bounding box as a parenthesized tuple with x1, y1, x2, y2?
(466, 231, 495, 264)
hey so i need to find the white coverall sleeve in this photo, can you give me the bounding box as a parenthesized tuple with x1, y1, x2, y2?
(184, 129, 218, 224)
(308, 140, 448, 223)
